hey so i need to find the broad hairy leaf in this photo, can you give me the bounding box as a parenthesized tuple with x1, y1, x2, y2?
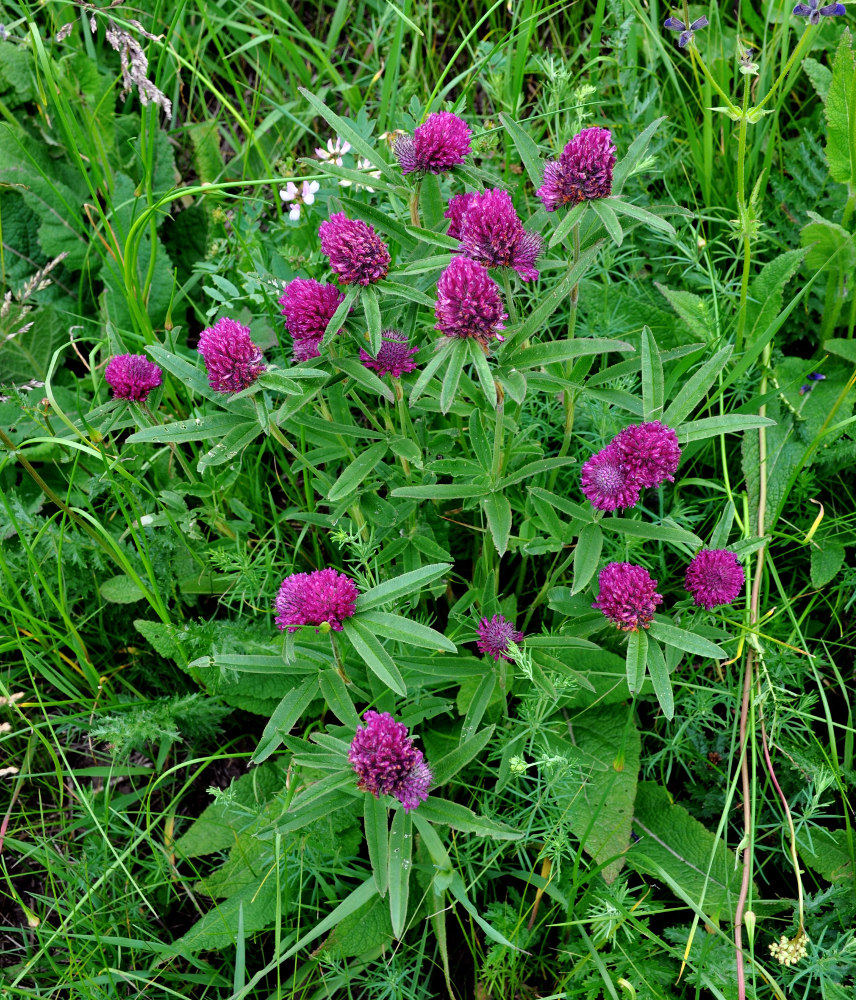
(825, 29, 856, 186)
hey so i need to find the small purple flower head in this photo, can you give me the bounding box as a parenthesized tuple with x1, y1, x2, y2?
(808, 372, 826, 381)
(664, 14, 710, 47)
(453, 188, 542, 282)
(274, 568, 359, 632)
(537, 127, 616, 212)
(319, 213, 391, 286)
(104, 353, 162, 402)
(279, 278, 345, 339)
(793, 0, 845, 22)
(799, 384, 810, 395)
(434, 257, 507, 348)
(360, 329, 419, 378)
(476, 614, 524, 661)
(444, 192, 478, 239)
(292, 338, 322, 363)
(613, 421, 681, 490)
(580, 444, 642, 511)
(197, 318, 266, 394)
(593, 562, 663, 632)
(349, 710, 432, 812)
(395, 111, 472, 176)
(685, 549, 745, 611)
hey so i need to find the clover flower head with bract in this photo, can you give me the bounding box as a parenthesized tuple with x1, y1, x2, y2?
(349, 710, 432, 812)
(613, 420, 681, 489)
(274, 568, 359, 632)
(593, 562, 663, 631)
(477, 614, 524, 661)
(445, 192, 478, 239)
(319, 213, 391, 286)
(537, 127, 616, 212)
(663, 14, 710, 46)
(580, 444, 641, 512)
(197, 318, 266, 394)
(792, 0, 845, 23)
(360, 329, 418, 378)
(452, 188, 542, 282)
(278, 278, 345, 362)
(104, 353, 162, 402)
(684, 549, 745, 610)
(394, 111, 472, 176)
(434, 257, 507, 348)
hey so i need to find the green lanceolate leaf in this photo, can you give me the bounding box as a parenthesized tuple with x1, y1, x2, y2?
(388, 808, 412, 938)
(356, 610, 456, 652)
(440, 338, 468, 413)
(612, 116, 667, 193)
(590, 198, 623, 246)
(417, 797, 522, 840)
(572, 522, 603, 595)
(390, 483, 490, 500)
(509, 337, 634, 370)
(356, 563, 451, 611)
(641, 326, 664, 422)
(126, 413, 247, 444)
(547, 200, 589, 249)
(646, 638, 674, 720)
(498, 111, 545, 190)
(648, 621, 726, 660)
(364, 795, 389, 896)
(661, 345, 732, 427)
(626, 629, 648, 695)
(482, 492, 512, 556)
(318, 668, 361, 728)
(197, 422, 262, 470)
(326, 442, 388, 502)
(676, 413, 776, 443)
(253, 677, 319, 763)
(334, 355, 395, 403)
(362, 285, 382, 356)
(342, 618, 406, 696)
(601, 517, 702, 548)
(431, 725, 495, 786)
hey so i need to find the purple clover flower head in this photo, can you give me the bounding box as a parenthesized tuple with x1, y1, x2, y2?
(453, 188, 542, 282)
(580, 444, 642, 512)
(476, 614, 524, 661)
(593, 562, 663, 632)
(278, 278, 345, 362)
(793, 0, 845, 22)
(537, 127, 616, 212)
(348, 710, 432, 812)
(434, 257, 507, 348)
(685, 549, 745, 610)
(104, 353, 162, 402)
(319, 213, 391, 286)
(360, 329, 418, 378)
(445, 192, 478, 239)
(197, 318, 266, 394)
(663, 14, 710, 47)
(274, 568, 359, 632)
(613, 420, 681, 490)
(395, 111, 472, 176)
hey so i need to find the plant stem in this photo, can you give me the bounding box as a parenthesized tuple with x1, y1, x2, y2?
(558, 223, 581, 462)
(735, 73, 752, 353)
(409, 182, 421, 228)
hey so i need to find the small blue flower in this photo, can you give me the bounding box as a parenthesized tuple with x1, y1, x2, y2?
(799, 385, 810, 395)
(808, 372, 827, 381)
(664, 14, 710, 47)
(792, 0, 845, 23)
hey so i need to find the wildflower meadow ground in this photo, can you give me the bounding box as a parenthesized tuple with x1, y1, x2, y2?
(1, 1, 855, 998)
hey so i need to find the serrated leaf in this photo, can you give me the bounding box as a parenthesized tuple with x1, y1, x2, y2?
(629, 781, 749, 921)
(810, 542, 846, 589)
(566, 704, 641, 883)
(100, 575, 145, 604)
(825, 29, 856, 186)
(797, 827, 854, 882)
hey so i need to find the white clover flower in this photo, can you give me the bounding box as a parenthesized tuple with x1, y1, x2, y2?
(280, 180, 320, 220)
(314, 137, 351, 166)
